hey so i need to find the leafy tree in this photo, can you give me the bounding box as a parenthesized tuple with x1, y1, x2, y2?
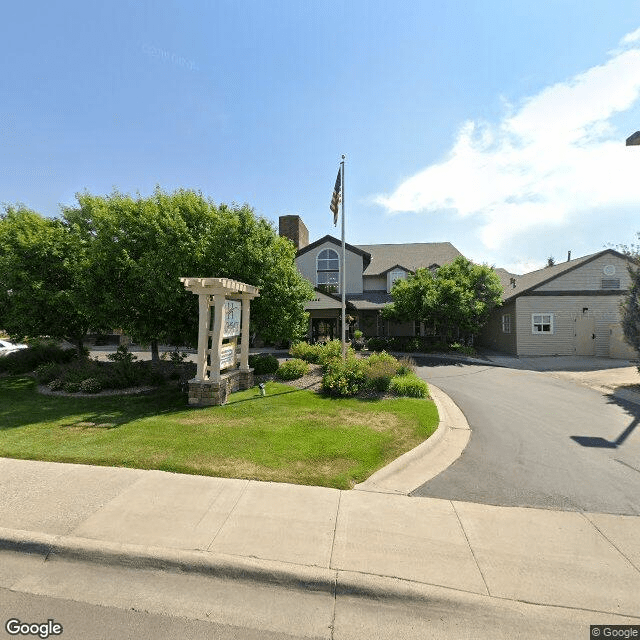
(0, 205, 98, 350)
(383, 257, 503, 343)
(63, 188, 313, 362)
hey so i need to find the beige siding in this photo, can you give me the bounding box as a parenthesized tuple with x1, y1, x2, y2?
(536, 255, 632, 292)
(516, 296, 626, 357)
(478, 302, 517, 354)
(363, 275, 386, 291)
(295, 241, 364, 294)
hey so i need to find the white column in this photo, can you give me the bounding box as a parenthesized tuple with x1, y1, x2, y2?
(194, 293, 210, 381)
(208, 294, 225, 382)
(240, 294, 251, 371)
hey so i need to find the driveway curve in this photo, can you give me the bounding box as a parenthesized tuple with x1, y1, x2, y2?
(412, 359, 640, 515)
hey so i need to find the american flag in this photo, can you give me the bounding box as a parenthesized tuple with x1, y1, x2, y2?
(329, 168, 342, 226)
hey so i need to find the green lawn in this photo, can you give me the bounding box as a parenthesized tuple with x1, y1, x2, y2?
(0, 376, 439, 489)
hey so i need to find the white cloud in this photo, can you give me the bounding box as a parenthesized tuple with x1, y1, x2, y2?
(375, 29, 640, 252)
(621, 27, 640, 46)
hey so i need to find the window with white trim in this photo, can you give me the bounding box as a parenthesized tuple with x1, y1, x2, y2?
(532, 313, 553, 334)
(388, 269, 406, 292)
(317, 249, 340, 294)
(501, 314, 511, 334)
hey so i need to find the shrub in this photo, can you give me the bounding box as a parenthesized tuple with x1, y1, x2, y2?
(47, 378, 64, 391)
(106, 346, 140, 386)
(396, 356, 416, 376)
(79, 378, 103, 394)
(317, 340, 348, 368)
(34, 362, 61, 384)
(365, 336, 388, 352)
(63, 381, 81, 393)
(364, 359, 400, 392)
(276, 358, 309, 380)
(289, 341, 322, 364)
(389, 373, 429, 398)
(322, 356, 367, 397)
(0, 342, 78, 375)
(248, 353, 280, 375)
(449, 342, 476, 357)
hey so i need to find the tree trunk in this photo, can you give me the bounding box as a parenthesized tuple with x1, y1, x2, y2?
(150, 339, 160, 365)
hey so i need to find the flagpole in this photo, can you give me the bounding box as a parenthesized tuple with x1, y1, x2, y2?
(341, 154, 346, 361)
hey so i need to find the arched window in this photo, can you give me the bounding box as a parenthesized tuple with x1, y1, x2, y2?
(317, 248, 340, 294)
(388, 268, 405, 292)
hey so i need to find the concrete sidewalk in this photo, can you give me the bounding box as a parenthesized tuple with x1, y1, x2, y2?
(1, 457, 640, 620)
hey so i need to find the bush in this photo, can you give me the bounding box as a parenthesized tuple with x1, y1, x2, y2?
(79, 378, 103, 394)
(63, 381, 81, 393)
(396, 356, 416, 376)
(34, 362, 61, 384)
(389, 373, 429, 398)
(0, 342, 78, 375)
(365, 336, 388, 352)
(322, 356, 367, 397)
(276, 358, 309, 380)
(248, 353, 280, 375)
(364, 358, 400, 392)
(449, 342, 476, 357)
(289, 341, 322, 364)
(106, 346, 140, 386)
(47, 378, 64, 391)
(317, 340, 352, 368)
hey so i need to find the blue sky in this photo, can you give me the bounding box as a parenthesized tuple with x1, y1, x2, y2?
(2, 1, 640, 273)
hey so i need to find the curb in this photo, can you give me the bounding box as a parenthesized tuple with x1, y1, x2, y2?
(353, 383, 471, 495)
(0, 527, 335, 594)
(0, 527, 482, 606)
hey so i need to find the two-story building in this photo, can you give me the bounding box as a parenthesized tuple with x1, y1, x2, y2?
(279, 215, 464, 342)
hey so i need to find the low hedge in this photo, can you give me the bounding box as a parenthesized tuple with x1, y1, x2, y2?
(389, 373, 429, 398)
(248, 353, 280, 375)
(276, 358, 309, 380)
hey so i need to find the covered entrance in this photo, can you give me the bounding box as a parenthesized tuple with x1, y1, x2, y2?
(311, 318, 338, 343)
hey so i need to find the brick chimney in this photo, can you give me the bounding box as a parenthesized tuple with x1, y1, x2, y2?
(279, 215, 309, 250)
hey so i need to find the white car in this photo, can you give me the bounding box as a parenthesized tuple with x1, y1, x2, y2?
(0, 340, 28, 355)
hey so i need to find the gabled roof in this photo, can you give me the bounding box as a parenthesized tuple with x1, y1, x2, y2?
(346, 291, 393, 310)
(354, 242, 463, 276)
(296, 235, 372, 271)
(500, 249, 633, 301)
(493, 267, 521, 295)
(306, 287, 358, 310)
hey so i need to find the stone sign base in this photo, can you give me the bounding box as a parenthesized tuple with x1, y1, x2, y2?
(188, 369, 255, 406)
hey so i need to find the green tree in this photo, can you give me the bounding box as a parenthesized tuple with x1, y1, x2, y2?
(0, 205, 97, 350)
(63, 188, 313, 362)
(383, 257, 503, 343)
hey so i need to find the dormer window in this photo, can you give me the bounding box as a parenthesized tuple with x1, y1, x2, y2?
(388, 269, 406, 292)
(317, 249, 340, 294)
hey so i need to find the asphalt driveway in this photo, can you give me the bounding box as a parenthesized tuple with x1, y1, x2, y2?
(412, 359, 640, 515)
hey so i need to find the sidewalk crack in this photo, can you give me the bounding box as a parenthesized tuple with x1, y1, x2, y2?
(451, 501, 491, 597)
(205, 480, 250, 551)
(579, 511, 640, 574)
(328, 491, 342, 570)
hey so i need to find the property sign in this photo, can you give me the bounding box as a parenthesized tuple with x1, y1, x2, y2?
(223, 300, 241, 338)
(220, 343, 236, 370)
